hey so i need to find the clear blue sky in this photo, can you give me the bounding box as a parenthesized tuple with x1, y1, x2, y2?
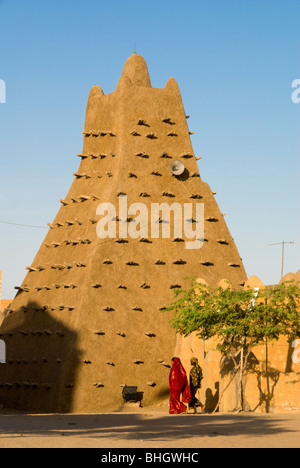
(0, 0, 299, 298)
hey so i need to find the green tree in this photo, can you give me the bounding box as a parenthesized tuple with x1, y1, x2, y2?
(167, 279, 300, 412)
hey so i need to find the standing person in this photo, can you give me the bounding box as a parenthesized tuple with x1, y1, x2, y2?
(189, 357, 204, 414)
(169, 357, 191, 414)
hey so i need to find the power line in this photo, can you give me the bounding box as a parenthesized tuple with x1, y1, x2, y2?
(0, 220, 47, 229)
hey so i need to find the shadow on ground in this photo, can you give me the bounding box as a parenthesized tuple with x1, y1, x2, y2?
(0, 412, 296, 443)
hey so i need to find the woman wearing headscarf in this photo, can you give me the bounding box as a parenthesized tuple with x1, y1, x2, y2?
(189, 357, 204, 414)
(169, 357, 191, 414)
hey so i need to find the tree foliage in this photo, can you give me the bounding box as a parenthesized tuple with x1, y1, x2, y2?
(168, 279, 300, 356)
(167, 279, 300, 411)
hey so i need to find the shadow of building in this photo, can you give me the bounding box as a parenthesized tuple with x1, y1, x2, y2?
(0, 300, 82, 413)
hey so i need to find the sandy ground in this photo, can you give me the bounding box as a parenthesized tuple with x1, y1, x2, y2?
(0, 406, 299, 448)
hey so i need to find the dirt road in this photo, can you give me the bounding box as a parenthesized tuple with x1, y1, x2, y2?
(0, 409, 299, 448)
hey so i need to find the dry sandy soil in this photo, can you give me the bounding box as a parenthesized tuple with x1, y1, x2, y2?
(0, 405, 299, 448)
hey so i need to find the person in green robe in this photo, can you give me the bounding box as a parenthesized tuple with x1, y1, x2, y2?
(189, 357, 204, 414)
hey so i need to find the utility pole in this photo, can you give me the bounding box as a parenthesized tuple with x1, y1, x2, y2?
(268, 240, 295, 279)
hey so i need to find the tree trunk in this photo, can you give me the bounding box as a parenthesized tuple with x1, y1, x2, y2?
(239, 347, 244, 411)
(265, 338, 270, 414)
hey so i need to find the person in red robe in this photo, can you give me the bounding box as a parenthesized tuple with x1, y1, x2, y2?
(169, 357, 191, 414)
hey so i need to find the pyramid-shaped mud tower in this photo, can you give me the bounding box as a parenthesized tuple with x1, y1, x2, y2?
(0, 54, 247, 412)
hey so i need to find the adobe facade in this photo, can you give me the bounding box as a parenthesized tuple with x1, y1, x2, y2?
(0, 54, 248, 413)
